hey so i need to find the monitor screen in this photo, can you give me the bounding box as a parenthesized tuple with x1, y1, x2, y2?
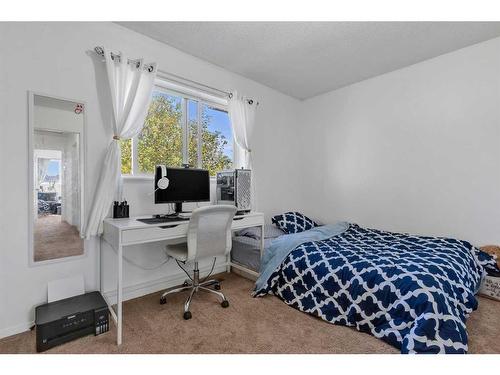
(154, 166, 210, 204)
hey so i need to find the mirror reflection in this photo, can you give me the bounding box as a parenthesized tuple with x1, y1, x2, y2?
(32, 94, 84, 262)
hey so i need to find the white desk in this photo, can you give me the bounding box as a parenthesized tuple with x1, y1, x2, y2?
(101, 212, 264, 345)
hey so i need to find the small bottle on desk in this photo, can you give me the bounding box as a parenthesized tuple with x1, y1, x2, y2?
(113, 201, 119, 218)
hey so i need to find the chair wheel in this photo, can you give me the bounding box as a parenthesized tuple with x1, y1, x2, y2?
(214, 283, 221, 290)
(183, 311, 192, 320)
(182, 281, 189, 287)
(221, 300, 229, 308)
(160, 297, 166, 305)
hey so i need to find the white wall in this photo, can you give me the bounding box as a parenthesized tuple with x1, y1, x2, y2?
(34, 95, 84, 133)
(0, 22, 302, 337)
(298, 37, 500, 245)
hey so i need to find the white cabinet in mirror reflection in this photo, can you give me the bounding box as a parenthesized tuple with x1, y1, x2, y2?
(28, 92, 86, 265)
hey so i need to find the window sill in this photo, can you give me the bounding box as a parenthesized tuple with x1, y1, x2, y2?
(122, 174, 217, 181)
(122, 174, 154, 181)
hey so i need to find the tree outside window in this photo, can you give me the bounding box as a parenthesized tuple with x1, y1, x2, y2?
(121, 89, 233, 176)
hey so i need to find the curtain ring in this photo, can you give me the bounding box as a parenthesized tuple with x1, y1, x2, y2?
(113, 135, 121, 141)
(94, 46, 104, 56)
(248, 99, 254, 105)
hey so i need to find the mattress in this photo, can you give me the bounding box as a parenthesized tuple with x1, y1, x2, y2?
(231, 236, 273, 272)
(231, 224, 285, 272)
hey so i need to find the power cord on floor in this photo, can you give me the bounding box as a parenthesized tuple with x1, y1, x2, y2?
(109, 243, 218, 275)
(176, 259, 194, 282)
(109, 246, 172, 270)
(175, 258, 217, 283)
(200, 258, 217, 283)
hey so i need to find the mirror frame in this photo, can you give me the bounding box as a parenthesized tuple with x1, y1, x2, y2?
(28, 91, 87, 267)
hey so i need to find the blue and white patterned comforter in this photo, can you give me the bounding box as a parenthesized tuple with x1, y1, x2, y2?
(254, 224, 498, 353)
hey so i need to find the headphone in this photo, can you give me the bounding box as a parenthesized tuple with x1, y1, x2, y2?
(157, 165, 169, 190)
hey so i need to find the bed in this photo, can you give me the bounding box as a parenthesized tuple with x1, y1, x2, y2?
(231, 224, 285, 273)
(253, 220, 499, 354)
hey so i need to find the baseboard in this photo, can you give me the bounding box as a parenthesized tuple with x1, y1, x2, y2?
(0, 321, 34, 340)
(231, 266, 258, 281)
(103, 264, 228, 303)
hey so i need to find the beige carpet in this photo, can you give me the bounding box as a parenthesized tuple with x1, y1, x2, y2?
(34, 215, 83, 262)
(1, 273, 499, 354)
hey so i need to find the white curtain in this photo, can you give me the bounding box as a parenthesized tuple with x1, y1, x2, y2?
(84, 48, 157, 237)
(61, 135, 80, 229)
(228, 91, 257, 169)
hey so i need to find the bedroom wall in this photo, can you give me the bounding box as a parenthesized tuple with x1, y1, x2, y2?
(0, 22, 303, 337)
(298, 36, 500, 245)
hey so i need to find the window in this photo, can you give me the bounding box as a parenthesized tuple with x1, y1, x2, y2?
(37, 157, 61, 194)
(121, 82, 233, 177)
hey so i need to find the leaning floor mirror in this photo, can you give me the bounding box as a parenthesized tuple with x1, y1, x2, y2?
(28, 92, 86, 264)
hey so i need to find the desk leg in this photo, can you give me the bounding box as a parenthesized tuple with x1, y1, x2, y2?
(99, 237, 102, 295)
(117, 236, 123, 345)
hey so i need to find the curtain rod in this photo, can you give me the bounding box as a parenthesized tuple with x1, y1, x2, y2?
(94, 46, 156, 73)
(156, 70, 231, 99)
(93, 46, 259, 105)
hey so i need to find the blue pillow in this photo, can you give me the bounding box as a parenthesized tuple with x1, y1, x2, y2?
(271, 212, 318, 234)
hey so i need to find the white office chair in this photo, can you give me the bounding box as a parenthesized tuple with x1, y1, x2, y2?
(160, 205, 237, 320)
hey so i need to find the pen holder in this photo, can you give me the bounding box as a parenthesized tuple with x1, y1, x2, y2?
(113, 201, 129, 219)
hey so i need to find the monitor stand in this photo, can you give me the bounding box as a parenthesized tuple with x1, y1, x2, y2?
(174, 202, 183, 215)
(153, 202, 188, 219)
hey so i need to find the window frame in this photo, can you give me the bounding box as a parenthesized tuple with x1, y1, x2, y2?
(122, 78, 233, 178)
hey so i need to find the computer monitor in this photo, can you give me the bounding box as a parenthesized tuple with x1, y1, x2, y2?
(154, 166, 210, 214)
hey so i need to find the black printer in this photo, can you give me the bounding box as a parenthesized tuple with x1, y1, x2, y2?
(35, 291, 109, 352)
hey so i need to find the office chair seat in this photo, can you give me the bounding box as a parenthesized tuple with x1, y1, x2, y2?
(165, 243, 188, 262)
(160, 205, 237, 320)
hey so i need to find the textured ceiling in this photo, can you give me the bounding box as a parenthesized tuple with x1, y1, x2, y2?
(118, 22, 500, 99)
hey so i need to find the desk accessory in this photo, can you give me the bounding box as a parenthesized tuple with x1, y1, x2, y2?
(113, 200, 129, 218)
(35, 291, 109, 352)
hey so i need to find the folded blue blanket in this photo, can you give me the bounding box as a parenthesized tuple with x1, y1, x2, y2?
(254, 222, 350, 293)
(254, 223, 498, 353)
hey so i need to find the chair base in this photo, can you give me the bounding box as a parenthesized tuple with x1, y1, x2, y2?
(160, 262, 229, 319)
